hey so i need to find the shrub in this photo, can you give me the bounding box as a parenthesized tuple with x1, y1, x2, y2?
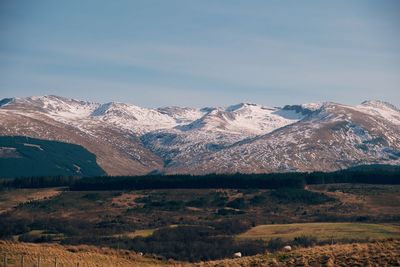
(210, 192, 228, 207)
(186, 197, 208, 207)
(292, 235, 317, 247)
(267, 238, 285, 251)
(249, 194, 266, 205)
(216, 208, 245, 216)
(226, 198, 247, 209)
(19, 234, 53, 243)
(271, 189, 333, 205)
(212, 219, 253, 235)
(82, 193, 101, 201)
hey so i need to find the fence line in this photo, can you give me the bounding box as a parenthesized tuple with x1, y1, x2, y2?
(2, 253, 81, 267)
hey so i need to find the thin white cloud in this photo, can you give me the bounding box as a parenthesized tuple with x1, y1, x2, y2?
(40, 37, 400, 92)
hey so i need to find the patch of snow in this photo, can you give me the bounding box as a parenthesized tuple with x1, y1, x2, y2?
(23, 143, 43, 151)
(356, 100, 400, 125)
(91, 102, 177, 134)
(301, 102, 323, 111)
(157, 106, 206, 124)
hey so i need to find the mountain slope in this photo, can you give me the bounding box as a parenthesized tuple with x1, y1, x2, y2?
(0, 96, 164, 175)
(171, 102, 400, 174)
(0, 95, 399, 175)
(142, 103, 307, 168)
(0, 136, 105, 178)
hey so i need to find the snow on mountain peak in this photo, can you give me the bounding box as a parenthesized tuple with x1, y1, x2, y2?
(3, 95, 399, 175)
(90, 102, 177, 134)
(361, 100, 399, 111)
(157, 106, 206, 124)
(9, 95, 100, 119)
(357, 100, 400, 125)
(176, 102, 306, 135)
(225, 102, 262, 112)
(301, 102, 323, 111)
(3, 95, 398, 137)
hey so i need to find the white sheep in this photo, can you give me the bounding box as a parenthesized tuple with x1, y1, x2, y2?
(283, 245, 292, 252)
(233, 252, 242, 258)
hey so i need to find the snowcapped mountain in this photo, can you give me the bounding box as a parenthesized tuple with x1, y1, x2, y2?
(173, 102, 400, 174)
(0, 95, 399, 175)
(91, 102, 179, 134)
(141, 103, 308, 167)
(356, 100, 400, 126)
(180, 103, 305, 135)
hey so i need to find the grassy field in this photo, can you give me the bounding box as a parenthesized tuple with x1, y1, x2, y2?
(0, 241, 166, 267)
(201, 239, 400, 267)
(1, 184, 400, 262)
(116, 225, 179, 238)
(237, 222, 400, 242)
(0, 188, 61, 214)
(310, 184, 400, 215)
(1, 240, 399, 267)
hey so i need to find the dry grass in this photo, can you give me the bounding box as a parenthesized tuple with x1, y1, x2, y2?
(0, 188, 62, 214)
(2, 240, 399, 267)
(310, 184, 400, 216)
(0, 241, 170, 267)
(364, 192, 400, 215)
(117, 228, 157, 238)
(111, 192, 145, 208)
(117, 225, 180, 238)
(193, 239, 400, 267)
(237, 222, 400, 241)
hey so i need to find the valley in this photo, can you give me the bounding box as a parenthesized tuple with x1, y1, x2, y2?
(1, 182, 399, 264)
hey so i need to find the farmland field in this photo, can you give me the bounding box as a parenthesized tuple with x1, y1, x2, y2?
(238, 222, 400, 241)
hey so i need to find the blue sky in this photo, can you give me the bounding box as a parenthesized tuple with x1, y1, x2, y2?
(0, 0, 399, 107)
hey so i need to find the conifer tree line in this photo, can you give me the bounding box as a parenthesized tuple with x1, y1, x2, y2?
(1, 164, 399, 190)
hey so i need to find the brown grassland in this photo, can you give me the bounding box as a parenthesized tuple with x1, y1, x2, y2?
(0, 240, 164, 267)
(238, 222, 400, 241)
(196, 239, 400, 267)
(0, 184, 400, 265)
(0, 188, 61, 214)
(1, 239, 399, 266)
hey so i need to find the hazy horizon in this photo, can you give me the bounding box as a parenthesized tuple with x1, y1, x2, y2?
(1, 94, 399, 109)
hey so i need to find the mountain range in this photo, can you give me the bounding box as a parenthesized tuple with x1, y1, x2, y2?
(0, 95, 399, 176)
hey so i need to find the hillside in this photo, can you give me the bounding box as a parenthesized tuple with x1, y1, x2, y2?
(1, 240, 399, 266)
(0, 241, 166, 267)
(0, 136, 105, 178)
(197, 239, 400, 267)
(1, 95, 399, 175)
(1, 183, 400, 261)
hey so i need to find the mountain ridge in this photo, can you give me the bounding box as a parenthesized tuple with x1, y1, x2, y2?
(0, 95, 399, 176)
